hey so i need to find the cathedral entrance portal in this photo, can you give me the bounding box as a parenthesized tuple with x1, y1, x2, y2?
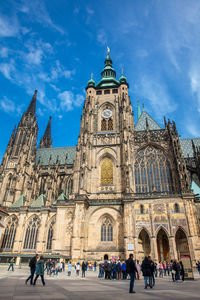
(138, 229, 151, 261)
(157, 228, 169, 262)
(104, 254, 108, 260)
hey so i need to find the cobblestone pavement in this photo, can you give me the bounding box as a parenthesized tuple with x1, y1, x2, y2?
(0, 266, 200, 300)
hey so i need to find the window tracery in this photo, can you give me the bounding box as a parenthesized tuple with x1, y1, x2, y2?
(46, 220, 55, 250)
(1, 216, 18, 249)
(134, 146, 173, 193)
(101, 157, 113, 185)
(101, 217, 113, 241)
(23, 216, 40, 250)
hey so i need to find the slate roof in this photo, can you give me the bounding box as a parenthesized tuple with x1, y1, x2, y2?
(135, 111, 162, 131)
(36, 146, 76, 166)
(180, 138, 200, 158)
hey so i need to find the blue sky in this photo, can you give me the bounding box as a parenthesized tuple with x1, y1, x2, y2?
(0, 0, 200, 161)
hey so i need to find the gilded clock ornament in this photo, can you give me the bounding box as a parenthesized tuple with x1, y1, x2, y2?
(101, 109, 112, 119)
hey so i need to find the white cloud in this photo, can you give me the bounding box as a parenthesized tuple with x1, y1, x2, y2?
(187, 123, 200, 137)
(0, 60, 15, 80)
(0, 97, 22, 115)
(25, 48, 43, 65)
(51, 60, 75, 80)
(0, 47, 9, 58)
(137, 76, 177, 119)
(58, 90, 84, 111)
(0, 14, 20, 37)
(97, 30, 107, 45)
(189, 66, 200, 112)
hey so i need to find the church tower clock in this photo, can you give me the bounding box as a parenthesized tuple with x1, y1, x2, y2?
(73, 49, 135, 198)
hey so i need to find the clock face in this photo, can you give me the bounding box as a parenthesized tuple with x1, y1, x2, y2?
(101, 109, 112, 119)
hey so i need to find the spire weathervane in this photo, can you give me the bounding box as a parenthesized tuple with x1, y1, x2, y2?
(107, 46, 110, 54)
(91, 73, 93, 79)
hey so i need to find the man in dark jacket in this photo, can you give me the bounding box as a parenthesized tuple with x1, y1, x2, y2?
(25, 253, 38, 285)
(126, 254, 138, 293)
(141, 256, 152, 289)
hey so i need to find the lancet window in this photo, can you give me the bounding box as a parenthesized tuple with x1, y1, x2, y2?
(101, 118, 113, 131)
(134, 146, 173, 193)
(23, 216, 40, 250)
(1, 216, 18, 249)
(101, 217, 113, 241)
(101, 157, 113, 185)
(46, 220, 55, 250)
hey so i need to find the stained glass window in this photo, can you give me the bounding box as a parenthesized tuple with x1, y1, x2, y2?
(101, 217, 113, 241)
(1, 216, 18, 249)
(23, 217, 40, 249)
(101, 158, 113, 185)
(46, 220, 55, 250)
(134, 146, 173, 193)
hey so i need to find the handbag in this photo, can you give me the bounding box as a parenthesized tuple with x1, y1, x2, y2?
(171, 270, 176, 274)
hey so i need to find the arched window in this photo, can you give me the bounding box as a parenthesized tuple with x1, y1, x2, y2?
(101, 157, 113, 185)
(101, 217, 113, 241)
(46, 220, 55, 250)
(101, 118, 113, 131)
(23, 216, 40, 250)
(140, 204, 144, 214)
(174, 203, 180, 213)
(1, 216, 18, 249)
(134, 146, 173, 193)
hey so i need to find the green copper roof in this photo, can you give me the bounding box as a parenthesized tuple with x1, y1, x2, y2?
(180, 138, 200, 158)
(57, 192, 68, 201)
(137, 100, 141, 120)
(31, 194, 46, 207)
(36, 146, 76, 166)
(191, 180, 200, 195)
(135, 111, 162, 131)
(11, 194, 26, 207)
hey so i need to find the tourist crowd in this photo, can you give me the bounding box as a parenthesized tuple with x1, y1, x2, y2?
(4, 254, 196, 292)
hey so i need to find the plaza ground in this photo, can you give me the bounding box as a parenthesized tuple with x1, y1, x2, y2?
(0, 266, 200, 300)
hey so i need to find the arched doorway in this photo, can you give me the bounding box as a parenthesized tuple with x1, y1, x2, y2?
(104, 254, 108, 260)
(175, 228, 192, 278)
(175, 228, 190, 259)
(138, 229, 151, 261)
(157, 228, 169, 262)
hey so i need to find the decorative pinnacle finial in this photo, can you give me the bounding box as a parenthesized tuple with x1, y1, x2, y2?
(34, 90, 37, 95)
(91, 73, 93, 79)
(121, 69, 124, 75)
(107, 46, 110, 54)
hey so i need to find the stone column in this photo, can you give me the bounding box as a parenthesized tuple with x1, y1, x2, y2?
(37, 210, 48, 253)
(123, 199, 134, 259)
(71, 196, 88, 260)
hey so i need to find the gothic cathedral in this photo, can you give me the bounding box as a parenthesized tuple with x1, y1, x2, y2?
(0, 51, 200, 272)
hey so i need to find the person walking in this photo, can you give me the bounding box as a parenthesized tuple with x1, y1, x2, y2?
(180, 261, 185, 281)
(141, 256, 152, 289)
(8, 257, 15, 271)
(33, 256, 45, 286)
(148, 256, 155, 287)
(68, 261, 72, 276)
(126, 254, 138, 294)
(94, 261, 97, 272)
(82, 261, 86, 277)
(25, 254, 38, 285)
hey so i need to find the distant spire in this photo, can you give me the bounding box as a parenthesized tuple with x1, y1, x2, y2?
(39, 116, 52, 148)
(26, 90, 37, 115)
(137, 100, 141, 120)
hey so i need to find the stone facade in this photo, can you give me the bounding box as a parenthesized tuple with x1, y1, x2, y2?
(0, 52, 200, 267)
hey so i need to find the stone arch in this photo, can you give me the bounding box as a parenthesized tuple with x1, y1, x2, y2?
(156, 227, 170, 262)
(87, 208, 123, 252)
(134, 145, 174, 194)
(46, 216, 56, 251)
(137, 228, 151, 261)
(0, 214, 18, 250)
(23, 215, 40, 250)
(175, 227, 190, 259)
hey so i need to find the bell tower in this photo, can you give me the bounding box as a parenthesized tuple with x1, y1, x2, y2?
(73, 49, 135, 198)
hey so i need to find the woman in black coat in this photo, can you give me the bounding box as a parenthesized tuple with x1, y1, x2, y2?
(141, 256, 152, 289)
(180, 261, 185, 281)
